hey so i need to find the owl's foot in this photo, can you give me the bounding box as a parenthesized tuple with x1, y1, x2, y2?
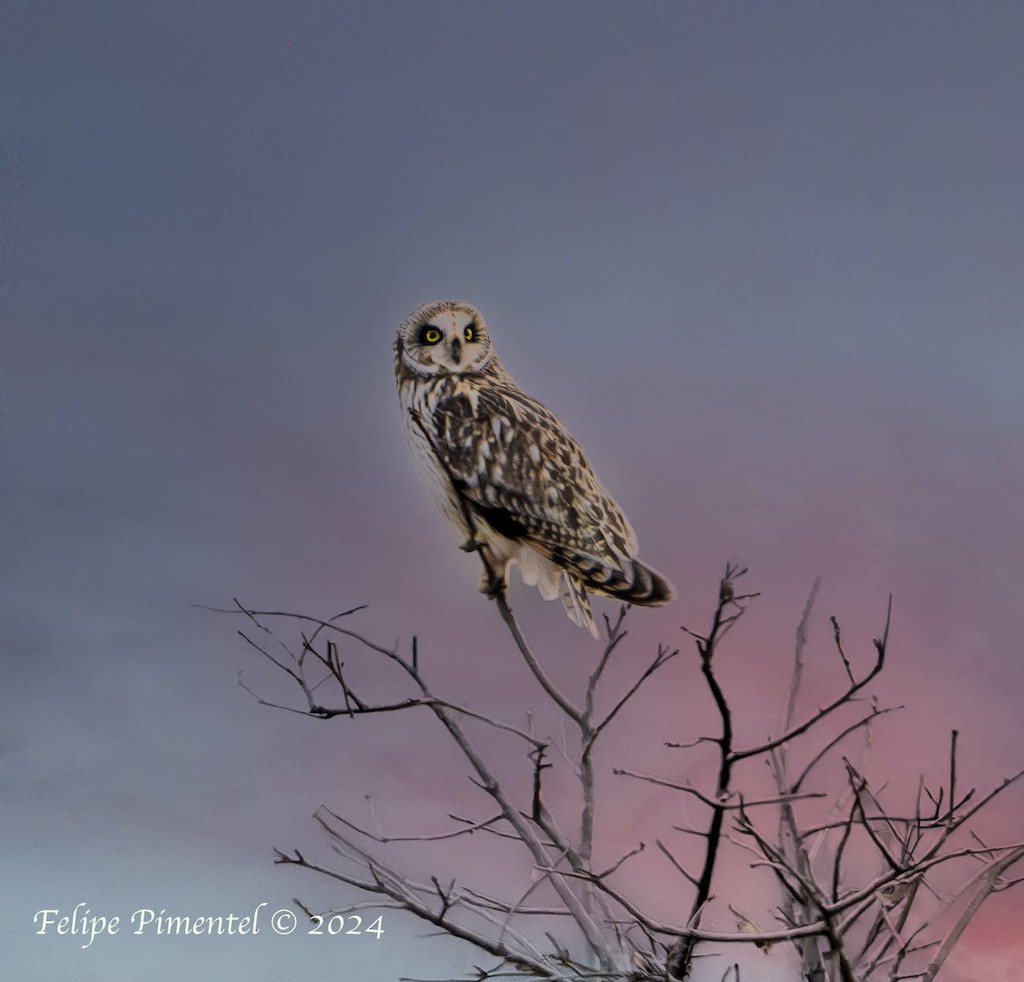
(480, 568, 506, 599)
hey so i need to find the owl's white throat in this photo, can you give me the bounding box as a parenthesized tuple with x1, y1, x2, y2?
(402, 346, 494, 376)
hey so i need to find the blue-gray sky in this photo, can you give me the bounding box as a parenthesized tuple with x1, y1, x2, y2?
(3, 4, 1023, 980)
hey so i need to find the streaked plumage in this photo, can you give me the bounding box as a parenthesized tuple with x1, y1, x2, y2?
(394, 300, 673, 637)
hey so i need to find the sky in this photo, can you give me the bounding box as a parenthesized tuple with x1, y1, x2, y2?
(2, 2, 1023, 980)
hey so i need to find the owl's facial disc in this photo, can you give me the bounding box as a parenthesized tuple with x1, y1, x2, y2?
(404, 304, 492, 375)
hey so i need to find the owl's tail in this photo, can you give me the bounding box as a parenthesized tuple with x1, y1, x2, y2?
(518, 543, 670, 637)
(562, 558, 671, 639)
(586, 558, 675, 607)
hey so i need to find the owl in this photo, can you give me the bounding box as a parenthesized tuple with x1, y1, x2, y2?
(394, 300, 673, 638)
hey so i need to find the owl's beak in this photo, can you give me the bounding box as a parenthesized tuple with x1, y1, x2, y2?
(448, 337, 463, 365)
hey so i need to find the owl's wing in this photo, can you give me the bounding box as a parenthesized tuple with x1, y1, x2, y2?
(427, 384, 638, 574)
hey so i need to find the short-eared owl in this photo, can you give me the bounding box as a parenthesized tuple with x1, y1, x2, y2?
(394, 300, 673, 638)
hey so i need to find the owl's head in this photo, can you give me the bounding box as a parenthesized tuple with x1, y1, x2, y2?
(395, 300, 495, 377)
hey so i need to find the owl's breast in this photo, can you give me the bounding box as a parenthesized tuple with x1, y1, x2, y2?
(398, 374, 476, 540)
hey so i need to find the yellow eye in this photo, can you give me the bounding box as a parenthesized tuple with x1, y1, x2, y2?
(464, 324, 476, 342)
(421, 326, 442, 344)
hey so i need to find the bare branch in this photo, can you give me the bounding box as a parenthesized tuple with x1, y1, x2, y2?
(783, 577, 821, 732)
(587, 643, 679, 749)
(656, 838, 699, 888)
(792, 701, 901, 794)
(731, 607, 888, 763)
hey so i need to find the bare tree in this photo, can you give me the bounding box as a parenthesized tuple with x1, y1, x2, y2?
(210, 565, 1022, 982)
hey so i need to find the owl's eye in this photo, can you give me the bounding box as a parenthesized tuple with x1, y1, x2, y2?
(464, 323, 477, 343)
(420, 325, 443, 345)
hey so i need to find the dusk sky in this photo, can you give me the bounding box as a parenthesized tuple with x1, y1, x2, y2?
(3, 4, 1023, 980)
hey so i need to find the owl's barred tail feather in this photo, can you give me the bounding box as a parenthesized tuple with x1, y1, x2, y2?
(571, 556, 675, 608)
(602, 559, 675, 606)
(556, 558, 673, 639)
(560, 559, 672, 639)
